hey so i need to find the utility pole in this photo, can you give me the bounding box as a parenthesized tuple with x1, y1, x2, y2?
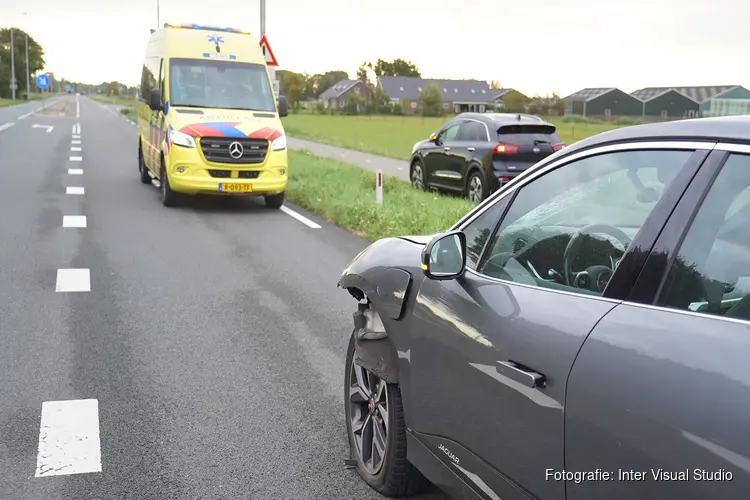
(260, 0, 275, 86)
(25, 32, 30, 100)
(157, 0, 160, 28)
(10, 27, 16, 100)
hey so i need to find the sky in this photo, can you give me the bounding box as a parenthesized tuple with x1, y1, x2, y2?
(3, 0, 749, 97)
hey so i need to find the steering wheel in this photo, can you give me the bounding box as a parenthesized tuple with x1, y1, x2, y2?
(563, 224, 631, 289)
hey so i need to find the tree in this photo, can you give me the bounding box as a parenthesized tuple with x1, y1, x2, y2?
(278, 70, 305, 107)
(356, 62, 373, 85)
(0, 28, 46, 98)
(371, 58, 420, 77)
(503, 91, 529, 113)
(419, 83, 443, 117)
(489, 80, 503, 90)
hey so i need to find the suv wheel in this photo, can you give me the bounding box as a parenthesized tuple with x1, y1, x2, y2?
(411, 160, 427, 191)
(138, 145, 150, 184)
(344, 331, 428, 496)
(466, 170, 488, 204)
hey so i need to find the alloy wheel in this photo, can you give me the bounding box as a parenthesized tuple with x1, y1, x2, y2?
(468, 175, 483, 203)
(349, 361, 389, 475)
(411, 165, 424, 190)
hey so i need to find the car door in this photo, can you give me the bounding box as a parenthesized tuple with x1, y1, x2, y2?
(565, 147, 750, 500)
(448, 120, 491, 191)
(424, 120, 463, 189)
(407, 144, 705, 500)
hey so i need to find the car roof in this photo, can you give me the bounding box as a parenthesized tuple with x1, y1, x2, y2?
(456, 112, 554, 128)
(561, 115, 750, 157)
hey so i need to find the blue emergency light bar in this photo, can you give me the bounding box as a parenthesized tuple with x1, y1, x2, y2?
(163, 23, 250, 34)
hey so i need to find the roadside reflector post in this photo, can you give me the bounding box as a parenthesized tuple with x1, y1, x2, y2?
(376, 170, 383, 205)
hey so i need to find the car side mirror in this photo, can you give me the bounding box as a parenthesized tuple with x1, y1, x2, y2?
(429, 132, 438, 142)
(149, 88, 162, 112)
(277, 95, 289, 118)
(421, 231, 467, 280)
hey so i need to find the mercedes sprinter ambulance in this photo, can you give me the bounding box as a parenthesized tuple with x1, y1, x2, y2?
(137, 23, 289, 208)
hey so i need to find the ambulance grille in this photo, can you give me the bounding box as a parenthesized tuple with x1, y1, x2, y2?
(200, 137, 269, 164)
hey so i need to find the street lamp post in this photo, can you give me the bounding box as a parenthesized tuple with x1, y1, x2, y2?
(10, 27, 16, 100)
(22, 13, 30, 100)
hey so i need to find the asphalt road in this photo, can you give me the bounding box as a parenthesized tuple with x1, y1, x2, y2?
(0, 95, 448, 499)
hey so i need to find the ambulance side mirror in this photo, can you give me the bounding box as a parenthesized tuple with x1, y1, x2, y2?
(277, 95, 288, 118)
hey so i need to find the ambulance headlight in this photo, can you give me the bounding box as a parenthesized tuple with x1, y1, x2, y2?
(170, 129, 196, 148)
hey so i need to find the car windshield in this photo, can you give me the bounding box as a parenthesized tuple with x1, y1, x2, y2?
(169, 58, 276, 112)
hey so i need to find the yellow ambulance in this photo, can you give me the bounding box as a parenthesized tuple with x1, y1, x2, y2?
(137, 23, 289, 208)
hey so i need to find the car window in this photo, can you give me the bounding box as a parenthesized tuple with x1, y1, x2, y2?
(462, 197, 511, 269)
(475, 150, 694, 296)
(657, 154, 750, 320)
(438, 122, 461, 142)
(457, 121, 488, 142)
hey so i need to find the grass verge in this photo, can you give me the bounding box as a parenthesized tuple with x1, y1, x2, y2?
(283, 114, 626, 160)
(0, 93, 46, 108)
(286, 149, 474, 241)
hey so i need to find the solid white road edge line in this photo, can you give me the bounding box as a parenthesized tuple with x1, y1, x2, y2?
(66, 187, 85, 195)
(68, 169, 83, 175)
(279, 205, 322, 229)
(0, 122, 15, 132)
(35, 399, 101, 477)
(55, 269, 91, 292)
(62, 215, 87, 228)
(70, 156, 83, 162)
(71, 147, 82, 151)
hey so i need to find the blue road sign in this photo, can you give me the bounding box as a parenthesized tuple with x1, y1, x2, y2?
(36, 74, 49, 89)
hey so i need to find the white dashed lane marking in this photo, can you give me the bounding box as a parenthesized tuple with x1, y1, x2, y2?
(55, 269, 91, 292)
(72, 135, 80, 139)
(66, 187, 85, 195)
(72, 140, 81, 144)
(71, 147, 82, 152)
(279, 205, 321, 229)
(0, 122, 14, 132)
(35, 399, 101, 477)
(70, 156, 83, 162)
(62, 216, 87, 228)
(68, 169, 83, 175)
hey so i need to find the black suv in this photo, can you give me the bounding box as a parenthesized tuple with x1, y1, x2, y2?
(409, 113, 565, 203)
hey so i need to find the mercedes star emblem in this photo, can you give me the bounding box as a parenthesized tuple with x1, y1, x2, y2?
(229, 141, 244, 159)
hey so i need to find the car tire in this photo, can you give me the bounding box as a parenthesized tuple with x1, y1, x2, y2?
(160, 158, 179, 207)
(139, 144, 151, 184)
(466, 169, 488, 204)
(344, 331, 429, 497)
(410, 159, 427, 191)
(264, 191, 285, 209)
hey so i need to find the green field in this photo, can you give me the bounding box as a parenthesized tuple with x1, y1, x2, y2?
(282, 114, 627, 160)
(286, 149, 473, 241)
(90, 94, 138, 107)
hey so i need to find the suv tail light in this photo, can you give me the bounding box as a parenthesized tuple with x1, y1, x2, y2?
(552, 142, 566, 152)
(494, 142, 520, 155)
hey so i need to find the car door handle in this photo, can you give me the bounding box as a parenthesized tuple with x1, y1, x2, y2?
(497, 361, 546, 388)
(467, 147, 475, 152)
(443, 146, 451, 151)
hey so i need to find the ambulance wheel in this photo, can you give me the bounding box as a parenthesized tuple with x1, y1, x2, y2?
(265, 191, 285, 209)
(160, 158, 179, 207)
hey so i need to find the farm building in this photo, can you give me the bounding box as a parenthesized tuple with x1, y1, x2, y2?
(630, 86, 750, 118)
(563, 88, 643, 119)
(630, 88, 699, 118)
(488, 88, 529, 111)
(378, 76, 495, 114)
(318, 79, 373, 111)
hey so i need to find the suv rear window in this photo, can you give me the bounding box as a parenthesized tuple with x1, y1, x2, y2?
(496, 124, 561, 144)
